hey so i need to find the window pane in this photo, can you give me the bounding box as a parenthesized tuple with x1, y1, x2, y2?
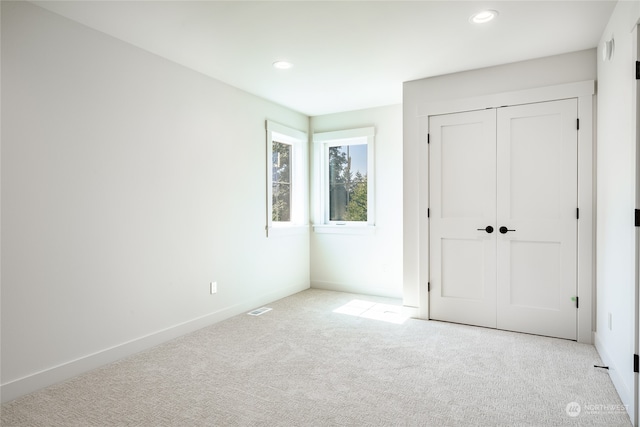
(329, 144, 367, 221)
(272, 141, 291, 221)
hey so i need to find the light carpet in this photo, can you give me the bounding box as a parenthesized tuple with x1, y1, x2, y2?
(1, 289, 632, 426)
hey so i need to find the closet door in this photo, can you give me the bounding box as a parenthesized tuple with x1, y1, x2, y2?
(496, 99, 578, 340)
(429, 109, 497, 328)
(429, 99, 578, 340)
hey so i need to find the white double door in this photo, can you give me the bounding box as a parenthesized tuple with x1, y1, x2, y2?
(429, 99, 578, 340)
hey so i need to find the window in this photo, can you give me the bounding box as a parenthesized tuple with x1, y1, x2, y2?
(313, 127, 375, 233)
(266, 120, 307, 237)
(272, 141, 292, 221)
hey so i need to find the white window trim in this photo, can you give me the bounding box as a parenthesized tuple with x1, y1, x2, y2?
(266, 120, 308, 238)
(313, 127, 375, 234)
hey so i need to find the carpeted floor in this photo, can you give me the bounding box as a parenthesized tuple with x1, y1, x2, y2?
(1, 289, 632, 426)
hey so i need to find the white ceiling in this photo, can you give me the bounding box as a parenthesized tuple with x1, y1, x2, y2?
(32, 0, 616, 116)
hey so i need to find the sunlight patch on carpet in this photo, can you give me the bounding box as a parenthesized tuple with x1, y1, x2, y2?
(333, 299, 408, 324)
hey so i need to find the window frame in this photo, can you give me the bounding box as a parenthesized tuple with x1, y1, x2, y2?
(313, 127, 375, 234)
(265, 120, 308, 237)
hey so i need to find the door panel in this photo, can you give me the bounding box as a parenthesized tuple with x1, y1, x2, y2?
(441, 122, 489, 219)
(496, 99, 578, 340)
(509, 240, 562, 310)
(508, 113, 564, 220)
(429, 109, 497, 328)
(441, 238, 485, 300)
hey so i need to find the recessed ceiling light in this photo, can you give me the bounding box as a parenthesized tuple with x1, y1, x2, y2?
(273, 61, 293, 70)
(470, 10, 498, 24)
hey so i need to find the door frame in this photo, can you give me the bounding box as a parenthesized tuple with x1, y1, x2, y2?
(416, 80, 595, 344)
(634, 23, 640, 427)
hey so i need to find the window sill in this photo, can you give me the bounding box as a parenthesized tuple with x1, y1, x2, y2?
(313, 225, 376, 235)
(267, 224, 309, 238)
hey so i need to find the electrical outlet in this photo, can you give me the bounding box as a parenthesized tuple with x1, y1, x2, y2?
(210, 282, 217, 294)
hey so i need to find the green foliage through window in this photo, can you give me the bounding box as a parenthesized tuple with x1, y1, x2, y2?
(329, 145, 367, 221)
(272, 141, 291, 221)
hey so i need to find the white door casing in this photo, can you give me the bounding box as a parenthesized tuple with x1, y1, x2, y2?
(414, 80, 594, 344)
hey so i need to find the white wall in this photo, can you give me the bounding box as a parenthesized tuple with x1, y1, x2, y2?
(1, 1, 310, 402)
(595, 0, 640, 421)
(403, 49, 597, 308)
(310, 105, 403, 299)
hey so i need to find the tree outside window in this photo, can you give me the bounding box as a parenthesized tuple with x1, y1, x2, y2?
(313, 127, 375, 229)
(265, 120, 307, 237)
(328, 145, 367, 222)
(272, 141, 292, 222)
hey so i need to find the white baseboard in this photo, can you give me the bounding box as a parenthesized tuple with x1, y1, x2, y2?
(1, 283, 309, 404)
(594, 332, 635, 424)
(310, 280, 403, 300)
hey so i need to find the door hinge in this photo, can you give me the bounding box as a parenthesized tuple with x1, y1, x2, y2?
(576, 118, 580, 130)
(576, 208, 579, 220)
(635, 354, 639, 373)
(427, 282, 431, 292)
(636, 61, 640, 80)
(571, 296, 579, 308)
(427, 133, 430, 144)
(427, 208, 430, 218)
(635, 209, 640, 227)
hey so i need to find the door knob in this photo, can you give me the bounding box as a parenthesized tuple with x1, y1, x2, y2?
(477, 226, 494, 234)
(499, 226, 516, 234)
